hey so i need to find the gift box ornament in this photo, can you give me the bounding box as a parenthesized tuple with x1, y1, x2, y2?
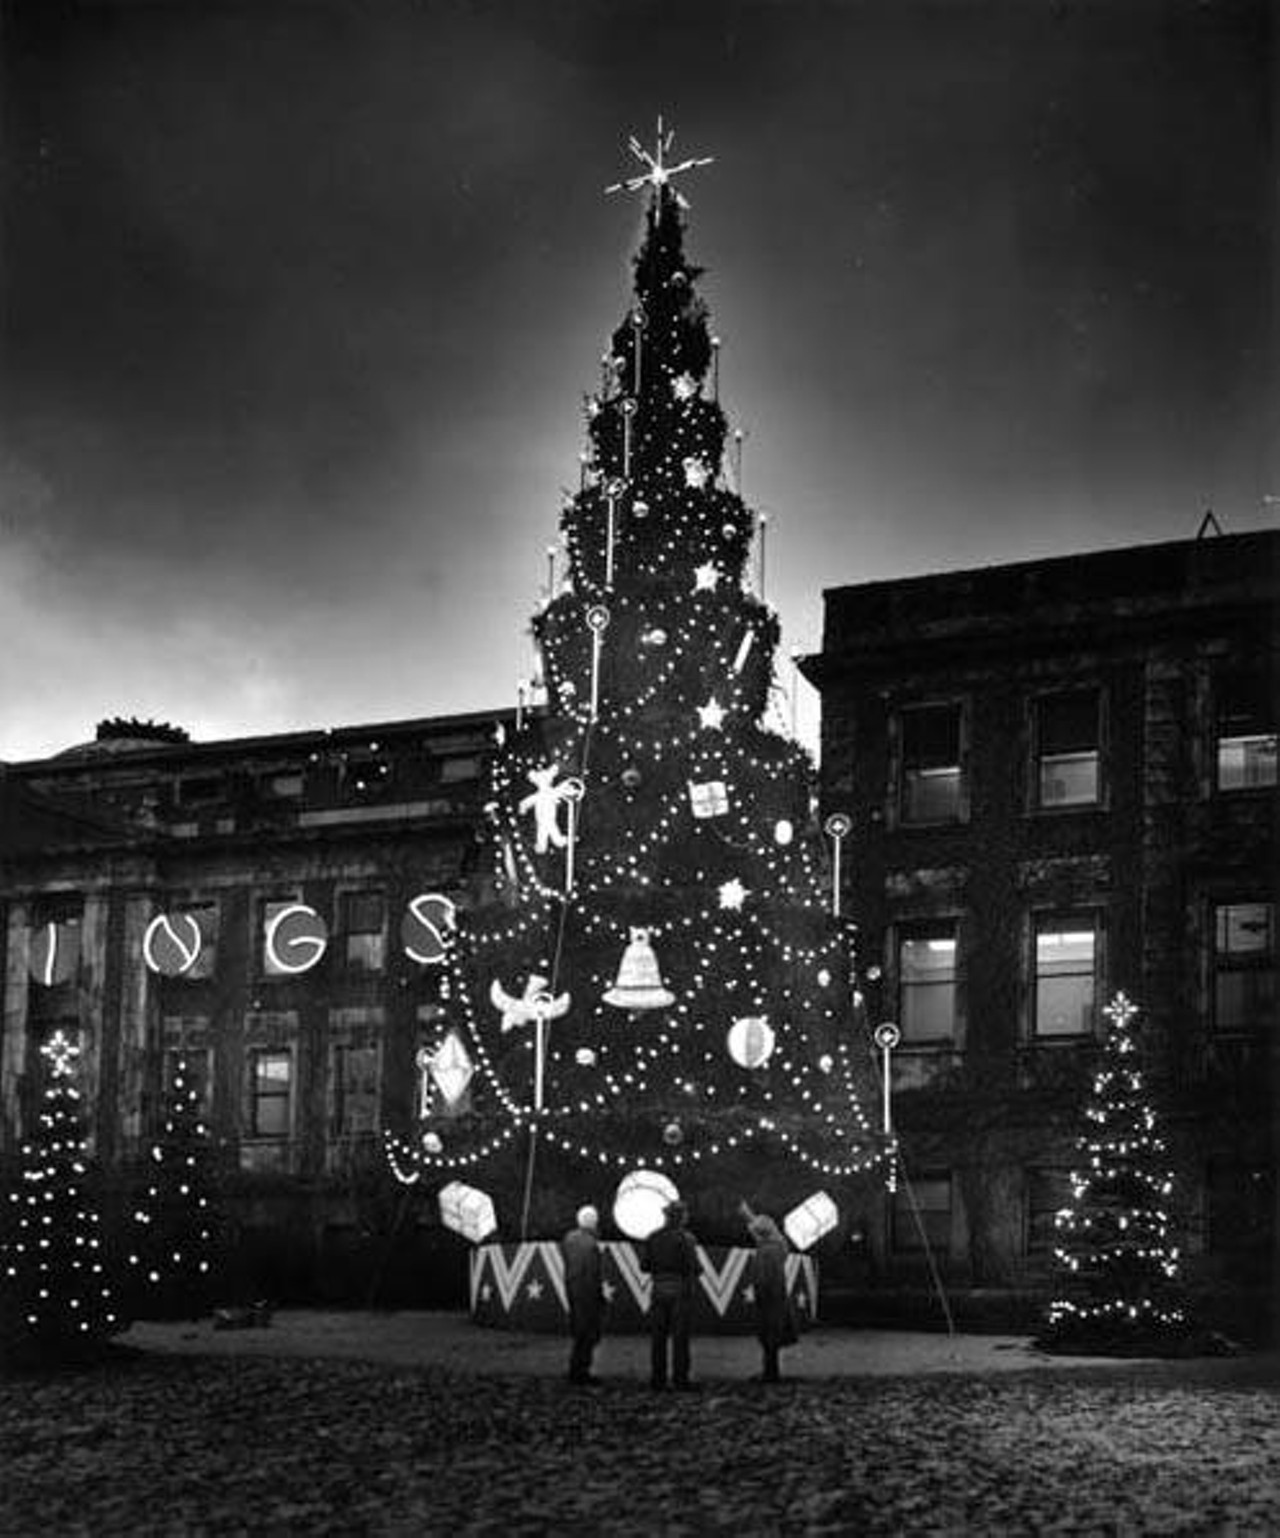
(603, 927, 675, 1011)
(783, 1191, 839, 1252)
(439, 1180, 498, 1244)
(688, 780, 729, 819)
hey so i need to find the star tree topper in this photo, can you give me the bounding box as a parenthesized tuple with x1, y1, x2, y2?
(41, 1028, 80, 1078)
(604, 117, 714, 210)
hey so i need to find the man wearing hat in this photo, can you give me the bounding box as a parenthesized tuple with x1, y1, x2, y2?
(562, 1204, 606, 1386)
(640, 1199, 700, 1390)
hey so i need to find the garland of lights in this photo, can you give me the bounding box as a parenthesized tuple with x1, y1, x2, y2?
(385, 130, 883, 1218)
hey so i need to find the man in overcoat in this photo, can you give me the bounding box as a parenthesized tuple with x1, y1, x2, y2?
(640, 1199, 700, 1390)
(562, 1204, 605, 1385)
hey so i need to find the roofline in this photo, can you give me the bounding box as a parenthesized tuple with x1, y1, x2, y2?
(8, 703, 522, 773)
(818, 527, 1280, 604)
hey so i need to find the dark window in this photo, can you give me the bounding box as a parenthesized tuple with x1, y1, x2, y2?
(1034, 915, 1098, 1037)
(1213, 902, 1275, 1033)
(891, 1173, 951, 1254)
(163, 1048, 213, 1121)
(249, 1050, 292, 1138)
(340, 890, 386, 972)
(1216, 674, 1276, 791)
(1206, 1162, 1275, 1262)
(899, 705, 963, 823)
(1035, 692, 1100, 808)
(332, 1044, 379, 1138)
(1026, 1168, 1073, 1255)
(440, 755, 482, 784)
(180, 775, 224, 806)
(897, 922, 957, 1043)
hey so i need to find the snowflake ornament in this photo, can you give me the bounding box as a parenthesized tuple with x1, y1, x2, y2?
(719, 878, 749, 911)
(671, 372, 697, 401)
(683, 457, 710, 489)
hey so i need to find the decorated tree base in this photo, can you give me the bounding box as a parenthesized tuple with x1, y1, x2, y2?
(470, 1239, 817, 1335)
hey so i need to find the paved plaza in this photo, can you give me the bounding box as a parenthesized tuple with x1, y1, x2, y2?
(0, 1312, 1276, 1534)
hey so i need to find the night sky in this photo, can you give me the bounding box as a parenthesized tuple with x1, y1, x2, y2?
(1, 0, 1272, 762)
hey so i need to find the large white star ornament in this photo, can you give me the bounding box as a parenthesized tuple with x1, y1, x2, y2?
(672, 372, 697, 401)
(604, 117, 714, 210)
(683, 457, 710, 489)
(693, 562, 720, 592)
(719, 878, 749, 911)
(697, 698, 726, 731)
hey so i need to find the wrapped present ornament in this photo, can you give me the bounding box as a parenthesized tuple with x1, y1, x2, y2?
(688, 779, 729, 819)
(603, 927, 675, 1011)
(439, 1180, 497, 1244)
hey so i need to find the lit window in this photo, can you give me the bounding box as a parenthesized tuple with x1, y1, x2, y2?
(1035, 692, 1100, 808)
(1026, 1168, 1072, 1255)
(891, 1173, 951, 1254)
(332, 1044, 379, 1138)
(249, 1050, 292, 1138)
(899, 704, 963, 824)
(341, 890, 386, 972)
(1216, 674, 1276, 791)
(897, 924, 957, 1043)
(1034, 917, 1098, 1037)
(1213, 902, 1275, 1033)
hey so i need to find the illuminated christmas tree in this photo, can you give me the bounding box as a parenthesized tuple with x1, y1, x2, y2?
(1040, 990, 1190, 1353)
(0, 1031, 120, 1362)
(124, 1057, 218, 1320)
(387, 124, 881, 1245)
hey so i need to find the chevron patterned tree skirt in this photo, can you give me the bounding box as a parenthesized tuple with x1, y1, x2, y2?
(470, 1240, 818, 1334)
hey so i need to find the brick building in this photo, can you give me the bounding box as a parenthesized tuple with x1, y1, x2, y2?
(801, 529, 1278, 1337)
(0, 708, 509, 1304)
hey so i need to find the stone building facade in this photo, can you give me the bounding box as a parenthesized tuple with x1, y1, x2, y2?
(802, 529, 1278, 1337)
(0, 708, 509, 1304)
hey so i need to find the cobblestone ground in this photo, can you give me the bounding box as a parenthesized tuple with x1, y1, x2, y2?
(1, 1348, 1278, 1535)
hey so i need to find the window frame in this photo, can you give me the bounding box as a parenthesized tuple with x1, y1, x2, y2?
(1030, 688, 1104, 812)
(1030, 910, 1102, 1041)
(247, 1046, 294, 1140)
(894, 919, 960, 1046)
(338, 887, 388, 974)
(1214, 669, 1276, 793)
(893, 699, 968, 828)
(1210, 899, 1275, 1035)
(889, 1170, 952, 1256)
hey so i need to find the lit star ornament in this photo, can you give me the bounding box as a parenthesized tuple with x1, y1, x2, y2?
(693, 562, 720, 592)
(698, 697, 726, 731)
(671, 372, 697, 401)
(604, 117, 714, 210)
(719, 878, 749, 911)
(41, 1029, 80, 1078)
(683, 457, 711, 489)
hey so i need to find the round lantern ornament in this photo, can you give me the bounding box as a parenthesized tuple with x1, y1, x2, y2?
(873, 1022, 902, 1051)
(574, 1047, 598, 1068)
(773, 819, 794, 847)
(621, 765, 643, 792)
(422, 1131, 443, 1155)
(662, 1120, 683, 1147)
(727, 1015, 776, 1070)
(612, 1168, 679, 1241)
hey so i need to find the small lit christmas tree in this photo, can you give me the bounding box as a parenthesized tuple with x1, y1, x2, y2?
(0, 1031, 120, 1362)
(1039, 990, 1191, 1354)
(125, 1057, 218, 1320)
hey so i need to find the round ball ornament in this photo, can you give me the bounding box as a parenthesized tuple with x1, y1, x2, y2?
(874, 1022, 902, 1051)
(773, 819, 794, 847)
(621, 765, 643, 792)
(641, 627, 667, 648)
(727, 1015, 776, 1070)
(818, 1053, 834, 1074)
(633, 500, 650, 520)
(422, 1131, 443, 1155)
(721, 523, 737, 539)
(663, 1120, 683, 1147)
(574, 1047, 598, 1068)
(817, 968, 832, 988)
(613, 1168, 679, 1241)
